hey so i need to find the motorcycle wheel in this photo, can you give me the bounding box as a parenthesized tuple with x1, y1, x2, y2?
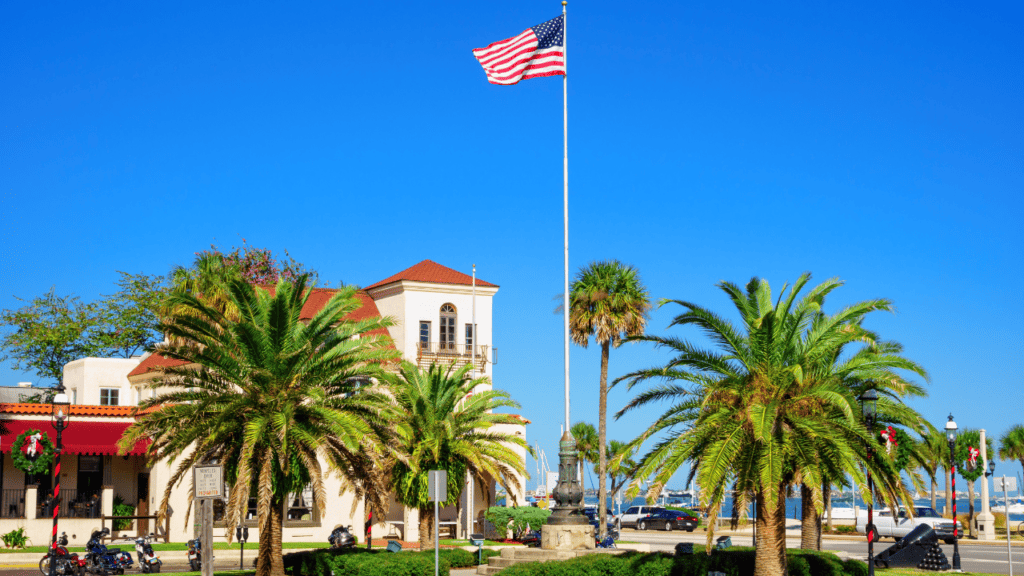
(39, 556, 50, 576)
(189, 559, 200, 572)
(150, 561, 161, 573)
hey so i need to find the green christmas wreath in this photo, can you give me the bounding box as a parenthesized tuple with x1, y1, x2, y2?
(11, 429, 55, 476)
(879, 426, 914, 472)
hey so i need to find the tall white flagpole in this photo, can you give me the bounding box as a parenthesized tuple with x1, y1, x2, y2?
(561, 0, 570, 438)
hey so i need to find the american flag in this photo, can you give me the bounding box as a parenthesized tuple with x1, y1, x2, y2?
(473, 14, 565, 85)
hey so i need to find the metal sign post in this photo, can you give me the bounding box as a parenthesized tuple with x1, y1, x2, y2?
(428, 470, 447, 576)
(996, 476, 1017, 576)
(193, 465, 224, 576)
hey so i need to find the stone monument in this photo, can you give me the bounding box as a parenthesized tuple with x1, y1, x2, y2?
(541, 431, 594, 550)
(975, 429, 995, 540)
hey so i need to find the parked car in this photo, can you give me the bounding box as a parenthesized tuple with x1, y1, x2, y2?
(636, 509, 699, 532)
(855, 506, 961, 544)
(615, 505, 665, 529)
(583, 508, 619, 537)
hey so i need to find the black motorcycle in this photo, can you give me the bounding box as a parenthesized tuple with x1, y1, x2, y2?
(84, 528, 133, 575)
(328, 525, 356, 549)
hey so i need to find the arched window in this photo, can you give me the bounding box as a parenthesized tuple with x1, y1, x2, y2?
(440, 303, 457, 351)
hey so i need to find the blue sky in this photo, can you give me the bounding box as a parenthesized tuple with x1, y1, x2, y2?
(2, 1, 1022, 490)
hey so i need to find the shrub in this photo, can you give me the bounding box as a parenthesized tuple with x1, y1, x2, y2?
(485, 506, 551, 539)
(283, 548, 452, 576)
(112, 495, 135, 531)
(497, 549, 863, 576)
(1, 527, 29, 549)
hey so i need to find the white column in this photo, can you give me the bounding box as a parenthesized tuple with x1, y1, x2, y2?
(976, 429, 995, 539)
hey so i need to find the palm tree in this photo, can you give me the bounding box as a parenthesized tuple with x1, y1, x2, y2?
(568, 260, 650, 538)
(918, 430, 949, 512)
(614, 275, 913, 576)
(607, 440, 637, 511)
(570, 421, 599, 500)
(119, 276, 398, 576)
(796, 334, 930, 549)
(385, 361, 531, 550)
(999, 424, 1024, 478)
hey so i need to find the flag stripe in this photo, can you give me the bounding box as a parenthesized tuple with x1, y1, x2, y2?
(486, 53, 564, 83)
(473, 30, 534, 62)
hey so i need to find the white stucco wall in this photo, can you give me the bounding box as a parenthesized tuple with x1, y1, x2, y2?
(63, 357, 143, 406)
(369, 281, 498, 381)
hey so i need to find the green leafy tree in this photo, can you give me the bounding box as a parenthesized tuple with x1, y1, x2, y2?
(568, 260, 650, 538)
(119, 276, 398, 576)
(385, 361, 530, 550)
(0, 288, 99, 385)
(999, 424, 1024, 479)
(94, 272, 166, 358)
(614, 275, 913, 576)
(570, 421, 598, 497)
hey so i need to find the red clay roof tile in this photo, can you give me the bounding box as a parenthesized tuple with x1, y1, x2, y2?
(0, 403, 137, 417)
(364, 260, 497, 291)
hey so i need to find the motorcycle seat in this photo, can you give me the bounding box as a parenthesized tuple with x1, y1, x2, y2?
(105, 548, 122, 554)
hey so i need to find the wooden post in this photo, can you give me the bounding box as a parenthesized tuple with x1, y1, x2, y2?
(201, 499, 213, 576)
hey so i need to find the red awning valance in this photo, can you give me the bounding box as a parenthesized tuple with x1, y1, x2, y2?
(0, 419, 150, 456)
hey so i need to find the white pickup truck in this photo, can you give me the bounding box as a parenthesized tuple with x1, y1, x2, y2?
(855, 506, 962, 544)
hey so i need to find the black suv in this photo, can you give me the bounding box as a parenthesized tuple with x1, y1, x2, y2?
(636, 509, 699, 532)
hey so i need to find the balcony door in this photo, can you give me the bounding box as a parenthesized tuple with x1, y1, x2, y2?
(439, 304, 456, 351)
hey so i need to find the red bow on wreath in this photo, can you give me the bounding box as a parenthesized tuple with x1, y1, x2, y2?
(967, 446, 980, 469)
(880, 426, 898, 455)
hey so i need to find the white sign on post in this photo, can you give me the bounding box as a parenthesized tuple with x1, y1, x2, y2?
(995, 476, 1017, 492)
(194, 465, 224, 499)
(428, 470, 447, 502)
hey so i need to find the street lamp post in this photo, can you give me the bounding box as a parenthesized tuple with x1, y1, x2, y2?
(946, 414, 961, 571)
(859, 389, 878, 576)
(49, 384, 71, 576)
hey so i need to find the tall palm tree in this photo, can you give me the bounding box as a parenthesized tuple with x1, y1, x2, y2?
(119, 276, 398, 576)
(385, 361, 531, 550)
(568, 260, 650, 538)
(614, 275, 913, 576)
(999, 424, 1024, 478)
(570, 421, 599, 499)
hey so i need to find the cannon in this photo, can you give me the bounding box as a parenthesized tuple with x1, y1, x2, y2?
(874, 523, 950, 571)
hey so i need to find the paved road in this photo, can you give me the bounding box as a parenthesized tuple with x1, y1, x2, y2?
(623, 527, 1024, 575)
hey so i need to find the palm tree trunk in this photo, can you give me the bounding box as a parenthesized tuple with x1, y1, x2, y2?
(256, 496, 285, 576)
(754, 490, 787, 576)
(930, 477, 937, 511)
(944, 467, 952, 515)
(820, 481, 829, 549)
(597, 340, 610, 540)
(419, 506, 433, 551)
(800, 484, 819, 550)
(967, 480, 975, 536)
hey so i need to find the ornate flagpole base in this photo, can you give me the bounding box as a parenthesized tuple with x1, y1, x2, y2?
(542, 432, 594, 550)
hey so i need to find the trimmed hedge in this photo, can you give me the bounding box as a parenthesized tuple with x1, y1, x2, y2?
(498, 549, 868, 576)
(283, 547, 492, 576)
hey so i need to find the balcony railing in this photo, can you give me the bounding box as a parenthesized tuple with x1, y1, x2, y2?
(37, 489, 101, 518)
(1, 489, 24, 519)
(416, 342, 489, 369)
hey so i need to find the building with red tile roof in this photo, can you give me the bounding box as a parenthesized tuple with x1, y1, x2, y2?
(0, 260, 527, 546)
